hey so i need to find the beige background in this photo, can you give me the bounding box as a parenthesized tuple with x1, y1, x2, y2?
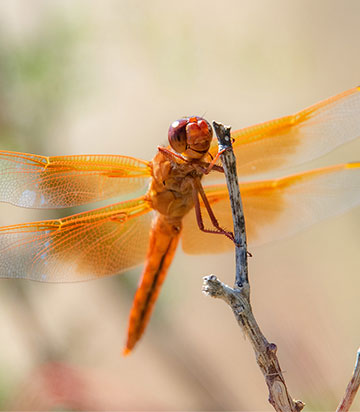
(0, 1, 359, 410)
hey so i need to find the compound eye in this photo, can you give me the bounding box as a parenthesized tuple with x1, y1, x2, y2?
(168, 118, 188, 153)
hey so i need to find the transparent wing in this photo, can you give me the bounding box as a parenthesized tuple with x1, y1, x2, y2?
(0, 197, 153, 281)
(0, 151, 152, 208)
(182, 162, 360, 253)
(209, 87, 360, 178)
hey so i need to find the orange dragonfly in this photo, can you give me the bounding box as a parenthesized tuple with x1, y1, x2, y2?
(0, 87, 359, 354)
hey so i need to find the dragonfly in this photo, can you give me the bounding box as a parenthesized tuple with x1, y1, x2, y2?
(0, 87, 359, 354)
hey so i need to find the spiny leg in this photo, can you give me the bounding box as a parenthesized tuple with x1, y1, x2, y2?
(202, 148, 226, 174)
(192, 178, 235, 243)
(158, 146, 186, 162)
(158, 145, 225, 175)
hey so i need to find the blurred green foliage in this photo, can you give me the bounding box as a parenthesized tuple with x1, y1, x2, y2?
(0, 18, 80, 153)
(0, 373, 11, 410)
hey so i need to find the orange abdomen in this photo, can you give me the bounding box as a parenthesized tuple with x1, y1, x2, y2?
(123, 213, 182, 354)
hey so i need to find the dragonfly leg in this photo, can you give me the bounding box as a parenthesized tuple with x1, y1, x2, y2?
(158, 145, 225, 177)
(158, 146, 186, 162)
(192, 179, 235, 243)
(193, 161, 224, 175)
(202, 148, 226, 174)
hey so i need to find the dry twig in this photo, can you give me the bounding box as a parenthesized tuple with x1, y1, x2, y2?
(202, 121, 304, 412)
(203, 121, 360, 411)
(336, 348, 360, 412)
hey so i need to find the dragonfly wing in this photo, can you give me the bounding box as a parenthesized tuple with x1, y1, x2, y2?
(182, 162, 360, 253)
(0, 151, 151, 208)
(0, 197, 153, 281)
(208, 87, 360, 178)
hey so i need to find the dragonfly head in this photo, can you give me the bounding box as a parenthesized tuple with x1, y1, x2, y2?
(168, 116, 213, 159)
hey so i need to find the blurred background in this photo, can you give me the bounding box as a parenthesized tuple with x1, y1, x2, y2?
(0, 0, 359, 410)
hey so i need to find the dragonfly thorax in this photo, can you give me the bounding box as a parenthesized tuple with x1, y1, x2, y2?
(147, 150, 204, 219)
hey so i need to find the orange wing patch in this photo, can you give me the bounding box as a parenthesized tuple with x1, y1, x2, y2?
(0, 197, 153, 281)
(0, 151, 151, 208)
(182, 162, 360, 253)
(208, 87, 360, 179)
